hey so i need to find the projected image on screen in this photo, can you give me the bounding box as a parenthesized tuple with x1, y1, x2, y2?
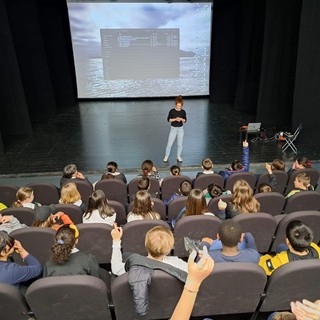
(67, 1, 212, 98)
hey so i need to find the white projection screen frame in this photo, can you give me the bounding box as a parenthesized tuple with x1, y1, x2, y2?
(67, 1, 213, 98)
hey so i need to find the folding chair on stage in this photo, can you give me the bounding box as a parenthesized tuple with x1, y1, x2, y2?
(282, 123, 302, 154)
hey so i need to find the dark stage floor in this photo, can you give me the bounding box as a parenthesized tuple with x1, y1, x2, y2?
(1, 98, 319, 176)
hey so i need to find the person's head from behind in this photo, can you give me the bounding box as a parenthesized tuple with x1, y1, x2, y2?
(60, 182, 81, 204)
(202, 158, 213, 171)
(170, 165, 180, 176)
(179, 180, 192, 196)
(257, 183, 272, 193)
(85, 190, 114, 218)
(0, 231, 15, 258)
(133, 190, 153, 215)
(286, 220, 313, 252)
(271, 159, 285, 171)
(32, 205, 54, 227)
(232, 180, 260, 213)
(294, 156, 311, 170)
(207, 183, 223, 199)
(185, 188, 207, 216)
(230, 160, 243, 171)
(106, 161, 118, 173)
(13, 187, 34, 207)
(141, 160, 154, 176)
(51, 224, 79, 264)
(138, 177, 150, 191)
(145, 226, 174, 258)
(218, 220, 242, 248)
(175, 95, 183, 110)
(294, 172, 311, 190)
(63, 163, 78, 178)
(272, 312, 296, 320)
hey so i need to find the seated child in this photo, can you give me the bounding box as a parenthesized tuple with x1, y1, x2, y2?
(271, 159, 285, 171)
(12, 187, 41, 209)
(130, 177, 159, 201)
(259, 220, 320, 275)
(137, 159, 161, 181)
(219, 141, 249, 180)
(0, 231, 42, 287)
(100, 161, 127, 184)
(164, 180, 192, 206)
(286, 172, 313, 198)
(60, 163, 90, 188)
(201, 220, 260, 263)
(287, 156, 312, 176)
(43, 224, 100, 278)
(203, 183, 231, 204)
(110, 224, 188, 276)
(0, 214, 27, 233)
(170, 165, 181, 176)
(196, 158, 214, 178)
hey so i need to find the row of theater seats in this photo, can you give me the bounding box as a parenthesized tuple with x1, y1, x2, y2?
(7, 211, 320, 269)
(0, 167, 319, 207)
(2, 189, 320, 227)
(2, 258, 320, 320)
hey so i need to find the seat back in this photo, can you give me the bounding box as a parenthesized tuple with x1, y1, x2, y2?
(232, 213, 278, 253)
(128, 198, 166, 220)
(0, 184, 19, 207)
(1, 207, 35, 226)
(255, 171, 288, 194)
(127, 177, 160, 199)
(11, 227, 55, 265)
(270, 210, 320, 252)
(72, 180, 94, 203)
(51, 203, 84, 224)
(26, 275, 111, 320)
(224, 172, 257, 191)
(207, 194, 232, 215)
(0, 283, 30, 320)
(95, 179, 128, 205)
(167, 196, 187, 221)
(26, 183, 60, 205)
(193, 173, 224, 190)
(76, 223, 113, 264)
(192, 263, 267, 316)
(174, 215, 222, 258)
(111, 270, 183, 320)
(283, 191, 320, 214)
(160, 175, 192, 201)
(108, 200, 127, 225)
(260, 260, 320, 312)
(122, 220, 171, 255)
(253, 192, 286, 216)
(285, 168, 320, 194)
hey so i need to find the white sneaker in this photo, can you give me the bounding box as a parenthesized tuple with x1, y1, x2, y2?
(177, 156, 183, 162)
(163, 156, 169, 162)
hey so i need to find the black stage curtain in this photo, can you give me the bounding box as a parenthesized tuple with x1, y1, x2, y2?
(1, 0, 320, 155)
(292, 0, 320, 139)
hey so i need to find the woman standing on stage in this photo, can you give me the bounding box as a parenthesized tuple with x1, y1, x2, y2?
(163, 95, 187, 163)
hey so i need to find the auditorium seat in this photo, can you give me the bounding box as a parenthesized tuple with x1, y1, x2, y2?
(283, 191, 320, 214)
(167, 196, 187, 221)
(26, 182, 60, 205)
(0, 184, 19, 207)
(174, 215, 222, 258)
(71, 180, 94, 203)
(0, 282, 30, 320)
(207, 194, 232, 215)
(26, 275, 112, 320)
(121, 220, 171, 256)
(160, 175, 192, 201)
(95, 179, 128, 205)
(1, 207, 35, 226)
(76, 223, 113, 265)
(51, 203, 84, 225)
(285, 168, 320, 194)
(224, 172, 257, 191)
(127, 198, 166, 220)
(232, 213, 277, 253)
(255, 170, 288, 194)
(254, 192, 286, 216)
(127, 177, 160, 199)
(193, 173, 224, 190)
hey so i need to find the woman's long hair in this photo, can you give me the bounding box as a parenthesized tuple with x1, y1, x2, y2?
(51, 225, 77, 264)
(84, 190, 115, 219)
(185, 189, 208, 216)
(231, 180, 260, 214)
(131, 190, 159, 219)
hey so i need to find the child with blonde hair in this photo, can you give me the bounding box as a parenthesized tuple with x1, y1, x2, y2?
(12, 187, 41, 209)
(59, 182, 87, 212)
